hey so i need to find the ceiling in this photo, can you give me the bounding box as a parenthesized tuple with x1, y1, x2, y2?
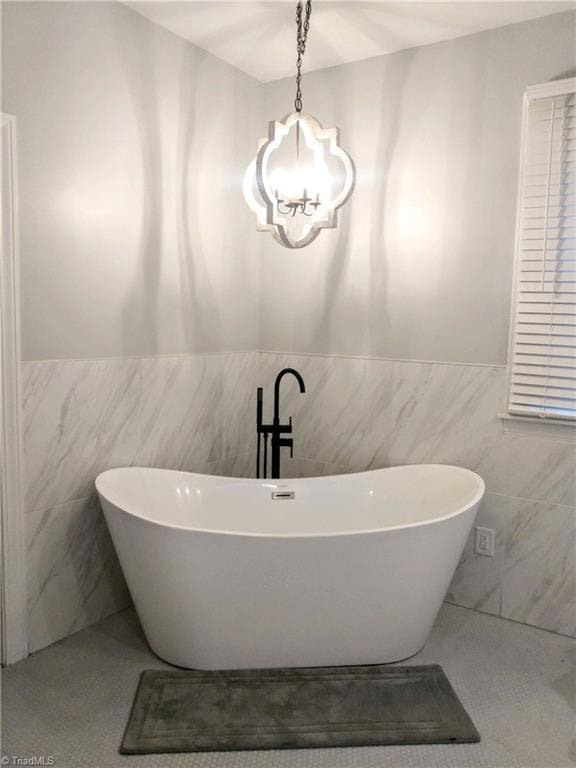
(124, 1, 576, 82)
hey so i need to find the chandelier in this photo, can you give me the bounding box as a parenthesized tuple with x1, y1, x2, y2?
(243, 0, 356, 249)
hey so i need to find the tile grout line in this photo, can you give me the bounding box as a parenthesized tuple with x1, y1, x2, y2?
(26, 494, 97, 516)
(486, 490, 575, 511)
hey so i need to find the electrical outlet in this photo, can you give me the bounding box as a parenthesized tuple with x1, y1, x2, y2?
(474, 526, 495, 557)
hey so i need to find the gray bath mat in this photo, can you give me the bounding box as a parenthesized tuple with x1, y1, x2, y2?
(120, 664, 479, 754)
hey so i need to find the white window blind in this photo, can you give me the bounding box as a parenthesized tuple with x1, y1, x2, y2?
(507, 79, 576, 421)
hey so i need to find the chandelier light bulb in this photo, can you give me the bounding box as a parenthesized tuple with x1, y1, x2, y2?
(270, 160, 331, 209)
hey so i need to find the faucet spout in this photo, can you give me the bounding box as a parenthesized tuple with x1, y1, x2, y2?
(273, 368, 306, 424)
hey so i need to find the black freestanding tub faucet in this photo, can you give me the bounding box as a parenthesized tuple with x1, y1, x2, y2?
(256, 368, 306, 479)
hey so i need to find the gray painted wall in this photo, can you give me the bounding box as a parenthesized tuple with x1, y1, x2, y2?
(4, 6, 574, 364)
(260, 11, 576, 365)
(2, 1, 262, 361)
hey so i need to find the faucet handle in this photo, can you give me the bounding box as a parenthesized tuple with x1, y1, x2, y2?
(279, 417, 293, 433)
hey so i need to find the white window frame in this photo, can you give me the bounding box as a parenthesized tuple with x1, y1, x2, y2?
(503, 78, 576, 432)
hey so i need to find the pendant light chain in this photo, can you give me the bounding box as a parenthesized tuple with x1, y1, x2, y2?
(294, 0, 312, 112)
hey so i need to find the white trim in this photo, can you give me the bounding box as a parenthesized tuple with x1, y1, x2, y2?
(503, 87, 531, 420)
(23, 350, 506, 369)
(22, 349, 258, 364)
(258, 350, 506, 369)
(498, 413, 576, 441)
(525, 77, 576, 100)
(1, 114, 27, 665)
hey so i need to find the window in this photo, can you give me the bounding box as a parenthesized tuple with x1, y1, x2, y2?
(507, 78, 576, 422)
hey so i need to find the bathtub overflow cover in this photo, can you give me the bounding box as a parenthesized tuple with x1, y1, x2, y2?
(271, 490, 295, 501)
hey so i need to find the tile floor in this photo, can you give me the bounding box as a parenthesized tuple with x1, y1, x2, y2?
(2, 604, 574, 768)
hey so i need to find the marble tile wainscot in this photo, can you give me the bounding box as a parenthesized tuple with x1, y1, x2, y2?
(19, 350, 575, 652)
(257, 352, 576, 638)
(21, 352, 255, 652)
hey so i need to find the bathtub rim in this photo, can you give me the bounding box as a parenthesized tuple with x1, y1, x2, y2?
(95, 464, 485, 540)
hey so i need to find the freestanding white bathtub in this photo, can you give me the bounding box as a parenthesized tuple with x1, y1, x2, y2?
(96, 464, 484, 670)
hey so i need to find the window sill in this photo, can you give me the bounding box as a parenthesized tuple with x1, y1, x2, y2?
(498, 413, 576, 441)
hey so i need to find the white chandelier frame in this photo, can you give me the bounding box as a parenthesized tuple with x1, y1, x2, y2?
(243, 111, 356, 249)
